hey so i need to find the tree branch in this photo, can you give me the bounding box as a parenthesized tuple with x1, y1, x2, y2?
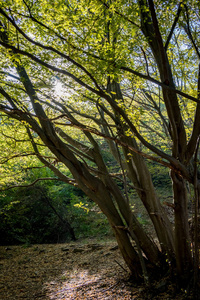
(120, 66, 200, 104)
(0, 177, 68, 191)
(98, 0, 140, 28)
(164, 2, 183, 51)
(183, 4, 200, 60)
(0, 152, 36, 164)
(186, 63, 200, 161)
(26, 127, 77, 184)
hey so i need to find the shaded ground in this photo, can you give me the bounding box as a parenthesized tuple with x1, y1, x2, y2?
(0, 239, 190, 299)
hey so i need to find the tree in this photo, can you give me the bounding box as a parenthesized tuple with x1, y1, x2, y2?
(0, 0, 200, 287)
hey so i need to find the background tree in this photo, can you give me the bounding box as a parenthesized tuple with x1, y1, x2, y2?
(0, 0, 200, 287)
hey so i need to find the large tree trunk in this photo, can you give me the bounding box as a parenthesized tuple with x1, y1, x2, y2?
(69, 166, 143, 277)
(123, 143, 175, 260)
(171, 171, 193, 279)
(112, 226, 142, 280)
(107, 79, 175, 261)
(106, 177, 161, 266)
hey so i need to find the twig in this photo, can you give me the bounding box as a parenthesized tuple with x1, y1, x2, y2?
(163, 201, 175, 209)
(114, 259, 128, 273)
(0, 177, 61, 191)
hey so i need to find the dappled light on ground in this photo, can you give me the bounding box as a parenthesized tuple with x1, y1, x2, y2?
(0, 240, 137, 299)
(0, 240, 189, 299)
(45, 266, 134, 299)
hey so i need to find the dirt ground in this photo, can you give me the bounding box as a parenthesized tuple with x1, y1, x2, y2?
(0, 239, 190, 299)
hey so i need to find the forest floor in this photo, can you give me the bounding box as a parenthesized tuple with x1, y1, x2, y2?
(0, 238, 193, 299)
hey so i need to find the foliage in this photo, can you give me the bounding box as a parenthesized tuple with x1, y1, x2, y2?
(0, 171, 112, 245)
(0, 185, 68, 244)
(70, 196, 112, 239)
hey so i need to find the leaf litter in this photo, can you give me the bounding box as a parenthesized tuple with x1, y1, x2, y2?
(0, 239, 189, 299)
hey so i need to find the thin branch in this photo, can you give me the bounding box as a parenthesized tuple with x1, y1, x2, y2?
(140, 47, 149, 76)
(26, 127, 76, 183)
(186, 63, 200, 161)
(0, 88, 45, 135)
(0, 177, 63, 191)
(140, 120, 166, 140)
(0, 152, 36, 164)
(165, 2, 183, 51)
(98, 0, 140, 28)
(183, 4, 200, 60)
(0, 86, 18, 109)
(120, 66, 200, 104)
(0, 71, 20, 80)
(55, 127, 95, 160)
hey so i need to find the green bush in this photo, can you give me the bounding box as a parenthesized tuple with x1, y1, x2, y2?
(0, 181, 112, 245)
(68, 196, 112, 239)
(0, 185, 74, 245)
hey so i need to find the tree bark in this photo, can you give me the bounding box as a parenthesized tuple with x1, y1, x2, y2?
(68, 167, 143, 277)
(171, 171, 193, 279)
(122, 137, 175, 260)
(107, 79, 174, 263)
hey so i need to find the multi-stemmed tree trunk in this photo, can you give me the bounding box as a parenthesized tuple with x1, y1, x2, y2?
(0, 0, 200, 286)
